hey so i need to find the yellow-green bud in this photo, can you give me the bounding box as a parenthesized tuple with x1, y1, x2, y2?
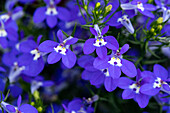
(157, 25, 163, 31)
(154, 33, 157, 36)
(33, 90, 40, 100)
(99, 10, 102, 13)
(150, 28, 155, 32)
(157, 17, 163, 24)
(31, 102, 35, 106)
(37, 107, 43, 112)
(96, 11, 99, 15)
(105, 4, 112, 14)
(148, 0, 153, 3)
(84, 5, 87, 11)
(96, 2, 100, 8)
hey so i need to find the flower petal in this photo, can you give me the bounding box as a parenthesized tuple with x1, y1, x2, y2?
(83, 38, 95, 54)
(104, 77, 118, 92)
(46, 15, 57, 28)
(33, 7, 46, 23)
(62, 50, 76, 68)
(121, 59, 137, 77)
(96, 46, 107, 59)
(38, 40, 58, 53)
(47, 51, 61, 64)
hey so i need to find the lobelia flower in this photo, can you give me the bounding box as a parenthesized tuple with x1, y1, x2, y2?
(120, 0, 156, 18)
(140, 64, 170, 96)
(155, 0, 170, 22)
(1, 95, 38, 113)
(62, 96, 97, 113)
(0, 18, 18, 48)
(93, 44, 137, 78)
(19, 35, 45, 76)
(107, 10, 135, 34)
(2, 0, 24, 22)
(38, 30, 78, 68)
(78, 55, 119, 92)
(22, 75, 54, 94)
(33, 0, 70, 28)
(118, 69, 150, 108)
(83, 24, 119, 59)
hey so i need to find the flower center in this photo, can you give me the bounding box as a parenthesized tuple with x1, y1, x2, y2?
(0, 28, 7, 37)
(129, 83, 140, 94)
(101, 68, 110, 77)
(54, 45, 67, 55)
(45, 6, 58, 16)
(93, 38, 107, 47)
(137, 2, 144, 11)
(108, 57, 122, 67)
(30, 49, 41, 61)
(153, 77, 166, 88)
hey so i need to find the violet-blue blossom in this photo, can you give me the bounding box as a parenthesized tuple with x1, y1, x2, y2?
(1, 95, 38, 113)
(78, 55, 118, 92)
(83, 24, 119, 59)
(155, 0, 170, 22)
(118, 69, 150, 108)
(140, 64, 170, 96)
(19, 35, 45, 76)
(121, 0, 156, 18)
(107, 10, 135, 34)
(33, 0, 70, 28)
(93, 44, 137, 78)
(38, 30, 78, 68)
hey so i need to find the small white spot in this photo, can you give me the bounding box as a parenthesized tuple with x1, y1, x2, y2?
(129, 83, 140, 94)
(0, 29, 7, 37)
(108, 57, 122, 67)
(54, 46, 67, 55)
(101, 68, 110, 77)
(153, 77, 162, 88)
(93, 38, 107, 47)
(30, 49, 41, 60)
(45, 7, 58, 16)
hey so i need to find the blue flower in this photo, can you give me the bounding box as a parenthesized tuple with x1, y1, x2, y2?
(33, 0, 70, 28)
(38, 30, 78, 68)
(93, 44, 137, 78)
(121, 0, 156, 18)
(83, 24, 119, 59)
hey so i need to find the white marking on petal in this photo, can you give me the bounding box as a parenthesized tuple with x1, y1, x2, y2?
(30, 49, 41, 60)
(108, 57, 122, 67)
(0, 14, 10, 22)
(54, 46, 67, 55)
(45, 7, 58, 16)
(101, 68, 110, 77)
(31, 80, 43, 94)
(137, 2, 144, 11)
(93, 38, 107, 47)
(129, 83, 140, 94)
(153, 77, 162, 88)
(0, 29, 7, 37)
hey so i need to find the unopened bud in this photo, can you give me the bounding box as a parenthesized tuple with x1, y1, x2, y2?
(157, 17, 163, 24)
(105, 4, 112, 14)
(37, 107, 43, 112)
(150, 28, 155, 32)
(157, 25, 163, 31)
(96, 2, 100, 8)
(31, 102, 35, 106)
(84, 5, 87, 11)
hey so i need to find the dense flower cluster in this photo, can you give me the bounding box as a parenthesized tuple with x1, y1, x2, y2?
(0, 0, 169, 113)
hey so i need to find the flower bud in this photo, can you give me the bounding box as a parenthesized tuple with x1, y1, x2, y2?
(96, 2, 100, 8)
(33, 90, 40, 100)
(150, 28, 155, 32)
(37, 107, 43, 112)
(157, 25, 163, 31)
(156, 17, 163, 24)
(84, 5, 87, 11)
(105, 4, 112, 14)
(31, 102, 35, 106)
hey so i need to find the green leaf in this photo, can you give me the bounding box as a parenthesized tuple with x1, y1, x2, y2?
(71, 22, 77, 36)
(61, 30, 69, 38)
(4, 89, 10, 102)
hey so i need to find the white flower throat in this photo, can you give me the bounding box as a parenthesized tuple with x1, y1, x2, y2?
(93, 24, 107, 47)
(30, 49, 41, 60)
